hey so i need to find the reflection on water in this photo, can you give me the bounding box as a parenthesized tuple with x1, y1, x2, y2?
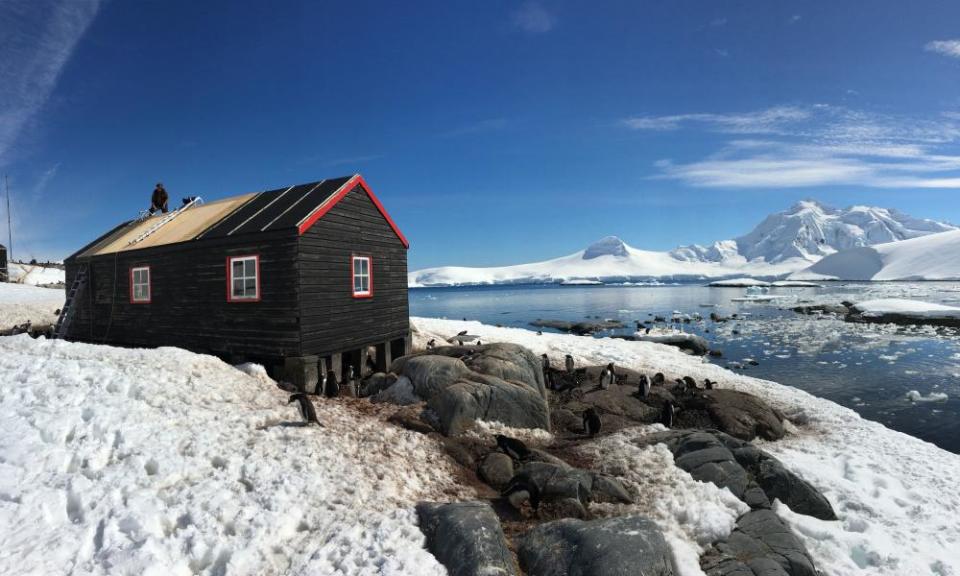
(410, 283, 960, 454)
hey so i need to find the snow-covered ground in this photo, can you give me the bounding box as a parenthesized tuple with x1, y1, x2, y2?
(792, 229, 960, 282)
(853, 298, 960, 319)
(413, 317, 960, 576)
(7, 262, 66, 286)
(0, 282, 64, 329)
(0, 335, 472, 575)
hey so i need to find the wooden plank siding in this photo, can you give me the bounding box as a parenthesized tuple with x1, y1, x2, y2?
(298, 184, 409, 356)
(63, 229, 302, 359)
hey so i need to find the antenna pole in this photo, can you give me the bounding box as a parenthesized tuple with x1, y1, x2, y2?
(4, 175, 10, 261)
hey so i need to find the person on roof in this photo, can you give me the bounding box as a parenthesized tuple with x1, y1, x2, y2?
(150, 182, 169, 214)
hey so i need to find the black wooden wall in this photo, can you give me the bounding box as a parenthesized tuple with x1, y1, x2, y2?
(0, 245, 7, 282)
(64, 230, 302, 360)
(298, 184, 410, 356)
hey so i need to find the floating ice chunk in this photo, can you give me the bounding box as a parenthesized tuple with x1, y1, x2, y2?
(906, 390, 949, 403)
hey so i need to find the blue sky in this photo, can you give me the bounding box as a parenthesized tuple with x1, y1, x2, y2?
(2, 0, 959, 269)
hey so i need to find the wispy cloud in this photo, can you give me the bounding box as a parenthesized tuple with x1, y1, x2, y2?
(925, 39, 960, 59)
(633, 105, 960, 189)
(789, 14, 802, 24)
(511, 1, 556, 34)
(709, 17, 727, 28)
(622, 106, 811, 134)
(0, 0, 102, 166)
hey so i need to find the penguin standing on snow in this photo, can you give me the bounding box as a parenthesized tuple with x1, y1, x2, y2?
(288, 393, 322, 426)
(565, 354, 575, 373)
(583, 407, 602, 436)
(427, 338, 437, 350)
(638, 374, 650, 398)
(682, 376, 698, 391)
(705, 379, 715, 390)
(324, 370, 340, 398)
(661, 400, 675, 428)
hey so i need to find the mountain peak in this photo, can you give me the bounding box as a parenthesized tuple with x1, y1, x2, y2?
(583, 236, 629, 259)
(789, 199, 831, 214)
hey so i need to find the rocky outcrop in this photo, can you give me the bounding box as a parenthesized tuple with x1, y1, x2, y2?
(383, 344, 550, 435)
(613, 333, 711, 356)
(641, 430, 836, 521)
(682, 389, 786, 441)
(529, 319, 625, 335)
(417, 501, 518, 576)
(479, 452, 515, 489)
(791, 303, 849, 316)
(517, 515, 675, 576)
(702, 510, 817, 576)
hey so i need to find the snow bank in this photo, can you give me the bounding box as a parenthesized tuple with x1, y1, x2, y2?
(412, 316, 960, 576)
(853, 298, 960, 319)
(0, 335, 471, 575)
(0, 282, 64, 329)
(7, 262, 66, 286)
(791, 229, 960, 281)
(771, 280, 822, 287)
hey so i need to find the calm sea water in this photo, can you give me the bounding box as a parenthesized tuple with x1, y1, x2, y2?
(410, 283, 960, 454)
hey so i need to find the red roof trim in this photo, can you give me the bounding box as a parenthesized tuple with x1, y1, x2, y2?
(297, 175, 409, 248)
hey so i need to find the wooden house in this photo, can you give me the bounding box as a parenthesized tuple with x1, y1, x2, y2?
(0, 243, 7, 282)
(60, 174, 410, 390)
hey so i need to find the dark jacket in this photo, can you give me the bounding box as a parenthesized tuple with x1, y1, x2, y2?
(151, 187, 169, 210)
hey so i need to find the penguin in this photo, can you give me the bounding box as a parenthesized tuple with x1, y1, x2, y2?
(583, 408, 602, 436)
(599, 368, 610, 390)
(502, 476, 541, 511)
(652, 372, 665, 386)
(288, 393, 322, 426)
(324, 370, 340, 398)
(605, 362, 616, 387)
(536, 330, 543, 336)
(705, 378, 715, 390)
(427, 338, 437, 350)
(682, 376, 698, 390)
(476, 340, 482, 346)
(496, 434, 531, 461)
(541, 354, 554, 390)
(638, 374, 650, 398)
(645, 327, 652, 335)
(565, 354, 575, 373)
(661, 400, 675, 428)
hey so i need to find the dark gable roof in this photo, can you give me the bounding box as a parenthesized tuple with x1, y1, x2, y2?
(69, 174, 408, 260)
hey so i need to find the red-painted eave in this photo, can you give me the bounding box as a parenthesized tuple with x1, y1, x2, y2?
(297, 174, 410, 249)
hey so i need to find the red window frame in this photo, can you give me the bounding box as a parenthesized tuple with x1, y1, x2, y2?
(227, 254, 261, 303)
(130, 266, 151, 304)
(351, 255, 373, 299)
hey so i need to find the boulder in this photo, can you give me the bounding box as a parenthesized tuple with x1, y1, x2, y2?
(701, 510, 817, 576)
(479, 452, 515, 489)
(359, 372, 397, 397)
(417, 501, 517, 576)
(508, 461, 633, 507)
(642, 430, 836, 521)
(529, 319, 625, 335)
(684, 389, 786, 441)
(517, 515, 674, 576)
(387, 344, 550, 436)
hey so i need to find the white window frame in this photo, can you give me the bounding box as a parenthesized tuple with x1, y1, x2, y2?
(228, 255, 260, 302)
(131, 266, 151, 303)
(352, 255, 372, 298)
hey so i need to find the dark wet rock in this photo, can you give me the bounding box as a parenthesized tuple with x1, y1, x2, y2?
(359, 372, 398, 398)
(701, 510, 817, 576)
(387, 344, 550, 436)
(791, 303, 849, 316)
(683, 389, 786, 441)
(611, 333, 710, 356)
(640, 430, 836, 521)
(479, 452, 515, 489)
(508, 461, 634, 509)
(846, 304, 960, 328)
(529, 319, 625, 335)
(417, 501, 518, 576)
(517, 515, 675, 576)
(709, 350, 724, 358)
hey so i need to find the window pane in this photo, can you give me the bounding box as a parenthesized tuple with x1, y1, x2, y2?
(362, 276, 369, 292)
(362, 259, 369, 274)
(233, 260, 244, 278)
(233, 278, 244, 297)
(245, 278, 256, 293)
(244, 259, 255, 277)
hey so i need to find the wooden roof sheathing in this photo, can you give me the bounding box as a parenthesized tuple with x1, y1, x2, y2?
(78, 193, 257, 257)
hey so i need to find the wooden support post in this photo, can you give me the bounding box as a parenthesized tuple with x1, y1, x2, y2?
(284, 355, 319, 393)
(375, 341, 390, 373)
(329, 352, 343, 384)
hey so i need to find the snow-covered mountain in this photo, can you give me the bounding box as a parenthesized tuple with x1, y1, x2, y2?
(671, 200, 956, 264)
(790, 229, 960, 281)
(409, 200, 956, 287)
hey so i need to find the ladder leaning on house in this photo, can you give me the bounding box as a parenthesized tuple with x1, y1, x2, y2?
(126, 196, 204, 247)
(53, 263, 89, 339)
